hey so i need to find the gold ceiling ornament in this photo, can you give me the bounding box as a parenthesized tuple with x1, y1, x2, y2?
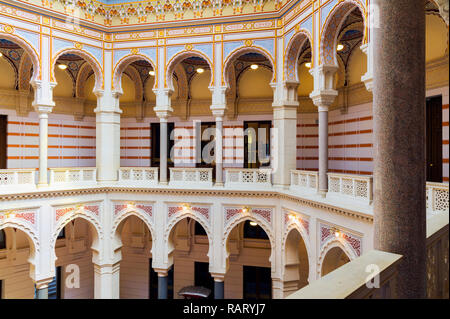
(131, 48, 139, 54)
(185, 43, 193, 51)
(295, 25, 300, 32)
(244, 39, 253, 47)
(74, 42, 83, 50)
(3, 25, 14, 34)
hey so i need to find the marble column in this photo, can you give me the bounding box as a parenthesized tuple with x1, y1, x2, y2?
(373, 0, 426, 299)
(159, 118, 168, 185)
(215, 117, 224, 186)
(157, 271, 168, 299)
(37, 108, 52, 187)
(318, 105, 329, 197)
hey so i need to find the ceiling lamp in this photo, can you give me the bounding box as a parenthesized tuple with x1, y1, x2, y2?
(149, 70, 155, 76)
(305, 62, 311, 68)
(337, 43, 344, 51)
(196, 68, 204, 74)
(58, 63, 68, 70)
(249, 221, 258, 227)
(250, 64, 259, 70)
(0, 52, 3, 57)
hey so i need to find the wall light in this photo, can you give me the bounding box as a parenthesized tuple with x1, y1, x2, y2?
(242, 206, 251, 214)
(182, 203, 191, 212)
(337, 44, 344, 51)
(250, 64, 259, 70)
(0, 52, 3, 57)
(149, 70, 155, 76)
(58, 64, 68, 70)
(330, 227, 341, 238)
(289, 213, 298, 221)
(305, 62, 311, 68)
(196, 68, 204, 74)
(127, 202, 135, 209)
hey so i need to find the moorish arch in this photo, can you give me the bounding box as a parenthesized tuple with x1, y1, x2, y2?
(18, 54, 33, 92)
(112, 53, 156, 94)
(0, 32, 40, 83)
(121, 65, 144, 103)
(111, 209, 156, 249)
(75, 62, 94, 98)
(284, 30, 313, 82)
(282, 226, 310, 296)
(222, 45, 276, 89)
(320, 0, 367, 67)
(164, 211, 213, 265)
(52, 48, 103, 93)
(165, 50, 213, 92)
(0, 220, 39, 258)
(222, 212, 275, 272)
(318, 238, 356, 277)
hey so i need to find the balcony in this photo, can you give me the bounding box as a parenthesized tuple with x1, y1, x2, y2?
(225, 168, 272, 189)
(168, 167, 213, 188)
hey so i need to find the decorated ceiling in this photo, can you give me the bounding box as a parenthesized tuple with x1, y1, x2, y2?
(12, 0, 288, 26)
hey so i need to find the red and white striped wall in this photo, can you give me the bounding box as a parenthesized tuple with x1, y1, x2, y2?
(120, 118, 152, 167)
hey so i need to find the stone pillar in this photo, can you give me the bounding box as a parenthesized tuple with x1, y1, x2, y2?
(93, 262, 120, 299)
(37, 109, 51, 186)
(372, 0, 426, 299)
(154, 89, 173, 185)
(272, 81, 299, 188)
(31, 80, 55, 187)
(310, 72, 338, 197)
(94, 91, 122, 183)
(157, 270, 168, 299)
(214, 116, 224, 186)
(159, 117, 168, 184)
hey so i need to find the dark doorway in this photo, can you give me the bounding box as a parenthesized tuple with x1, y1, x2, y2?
(48, 266, 61, 299)
(194, 261, 214, 299)
(0, 115, 7, 169)
(0, 279, 3, 299)
(243, 220, 269, 240)
(196, 122, 216, 177)
(151, 122, 175, 170)
(243, 265, 272, 299)
(149, 259, 174, 299)
(426, 95, 443, 182)
(244, 121, 271, 169)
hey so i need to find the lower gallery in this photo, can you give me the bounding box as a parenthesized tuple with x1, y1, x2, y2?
(0, 0, 448, 300)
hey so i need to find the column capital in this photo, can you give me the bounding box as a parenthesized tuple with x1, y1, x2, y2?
(210, 273, 226, 282)
(153, 268, 170, 277)
(360, 43, 373, 92)
(309, 89, 337, 110)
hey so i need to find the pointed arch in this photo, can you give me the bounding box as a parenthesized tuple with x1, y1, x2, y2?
(52, 48, 103, 93)
(320, 0, 367, 67)
(318, 238, 356, 277)
(0, 32, 40, 82)
(0, 221, 39, 254)
(122, 65, 143, 102)
(111, 209, 155, 245)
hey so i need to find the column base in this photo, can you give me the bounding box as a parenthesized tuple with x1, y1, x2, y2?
(37, 183, 49, 188)
(318, 189, 327, 198)
(159, 181, 168, 186)
(214, 182, 224, 187)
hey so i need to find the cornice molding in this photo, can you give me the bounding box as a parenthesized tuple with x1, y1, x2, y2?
(0, 185, 374, 223)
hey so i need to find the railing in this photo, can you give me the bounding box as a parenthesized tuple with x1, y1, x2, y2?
(286, 250, 403, 299)
(0, 169, 36, 190)
(225, 168, 272, 187)
(327, 173, 373, 205)
(426, 211, 449, 299)
(169, 167, 213, 187)
(118, 167, 158, 187)
(49, 167, 97, 186)
(426, 182, 449, 213)
(290, 170, 318, 193)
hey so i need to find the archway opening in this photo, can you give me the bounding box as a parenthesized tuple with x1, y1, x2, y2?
(114, 214, 154, 299)
(167, 217, 212, 299)
(0, 226, 36, 299)
(321, 246, 350, 276)
(283, 228, 309, 297)
(225, 219, 272, 299)
(53, 217, 99, 299)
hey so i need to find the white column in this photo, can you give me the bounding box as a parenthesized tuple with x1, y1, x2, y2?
(210, 85, 227, 187)
(31, 81, 55, 187)
(215, 117, 223, 185)
(154, 88, 173, 184)
(93, 262, 120, 299)
(309, 65, 338, 197)
(272, 81, 299, 188)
